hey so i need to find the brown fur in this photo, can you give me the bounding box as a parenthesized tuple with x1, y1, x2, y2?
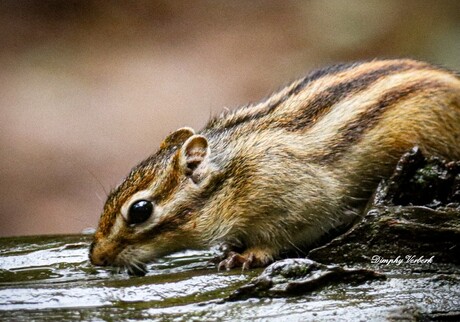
(90, 59, 460, 271)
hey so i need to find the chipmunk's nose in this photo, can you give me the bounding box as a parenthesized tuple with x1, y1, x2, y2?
(89, 241, 110, 266)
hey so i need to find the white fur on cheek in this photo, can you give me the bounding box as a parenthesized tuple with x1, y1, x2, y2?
(108, 215, 125, 241)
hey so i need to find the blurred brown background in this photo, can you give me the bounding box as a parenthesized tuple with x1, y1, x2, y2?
(1, 0, 459, 237)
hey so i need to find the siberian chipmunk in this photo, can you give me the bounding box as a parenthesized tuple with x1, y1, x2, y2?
(90, 59, 460, 274)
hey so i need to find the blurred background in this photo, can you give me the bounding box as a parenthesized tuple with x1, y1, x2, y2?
(1, 0, 459, 237)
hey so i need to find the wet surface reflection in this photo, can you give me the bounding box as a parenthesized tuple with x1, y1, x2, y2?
(0, 235, 458, 320)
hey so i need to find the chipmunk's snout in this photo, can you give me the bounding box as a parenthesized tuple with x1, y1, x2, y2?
(89, 239, 149, 276)
(89, 241, 111, 267)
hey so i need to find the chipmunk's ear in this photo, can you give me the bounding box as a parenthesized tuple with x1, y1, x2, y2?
(161, 127, 195, 150)
(180, 135, 210, 182)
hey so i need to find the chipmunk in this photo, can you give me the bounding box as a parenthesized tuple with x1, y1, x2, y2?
(89, 59, 460, 275)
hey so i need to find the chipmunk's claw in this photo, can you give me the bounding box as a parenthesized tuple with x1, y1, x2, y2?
(217, 249, 273, 271)
(218, 252, 253, 271)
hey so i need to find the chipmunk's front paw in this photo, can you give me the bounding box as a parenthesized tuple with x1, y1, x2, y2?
(217, 248, 274, 271)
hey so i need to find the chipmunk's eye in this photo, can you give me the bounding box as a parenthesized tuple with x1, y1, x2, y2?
(127, 200, 153, 225)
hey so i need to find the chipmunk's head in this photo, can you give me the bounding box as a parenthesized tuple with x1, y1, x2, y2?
(89, 127, 217, 275)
